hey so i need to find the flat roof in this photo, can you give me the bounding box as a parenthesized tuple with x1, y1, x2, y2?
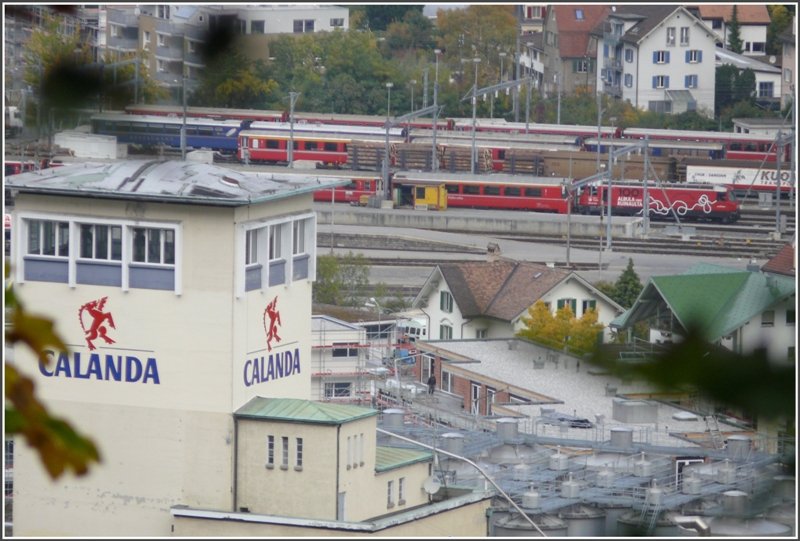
(5, 159, 350, 207)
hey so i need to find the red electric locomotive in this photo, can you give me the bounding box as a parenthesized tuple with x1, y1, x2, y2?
(574, 181, 740, 223)
(312, 173, 382, 204)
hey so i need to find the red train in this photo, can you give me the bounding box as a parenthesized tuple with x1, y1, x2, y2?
(4, 158, 63, 176)
(351, 171, 741, 223)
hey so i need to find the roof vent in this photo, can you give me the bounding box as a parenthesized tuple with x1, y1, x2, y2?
(746, 258, 760, 272)
(769, 55, 777, 64)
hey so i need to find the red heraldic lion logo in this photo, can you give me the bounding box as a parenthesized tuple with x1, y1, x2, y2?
(263, 296, 282, 351)
(78, 296, 116, 350)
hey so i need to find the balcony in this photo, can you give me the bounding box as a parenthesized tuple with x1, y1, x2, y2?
(154, 45, 184, 61)
(604, 82, 622, 98)
(107, 10, 139, 28)
(108, 35, 138, 50)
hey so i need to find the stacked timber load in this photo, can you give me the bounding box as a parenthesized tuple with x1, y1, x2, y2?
(503, 149, 546, 176)
(347, 141, 395, 171)
(439, 146, 493, 173)
(539, 150, 676, 181)
(394, 143, 439, 171)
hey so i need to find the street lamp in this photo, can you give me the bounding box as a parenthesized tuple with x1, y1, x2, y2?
(432, 48, 442, 172)
(383, 82, 393, 201)
(470, 57, 481, 175)
(409, 79, 417, 112)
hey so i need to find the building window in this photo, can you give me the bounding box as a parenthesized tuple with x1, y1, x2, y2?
(685, 75, 698, 89)
(156, 59, 165, 73)
(486, 387, 496, 415)
(652, 75, 669, 89)
(711, 19, 722, 30)
(582, 299, 597, 314)
(143, 31, 151, 48)
(347, 436, 352, 468)
(653, 50, 669, 64)
(470, 383, 480, 414)
(157, 5, 170, 19)
(573, 59, 589, 73)
(266, 435, 274, 467)
(358, 433, 364, 466)
(786, 309, 795, 325)
(157, 33, 166, 47)
(80, 224, 122, 261)
(476, 328, 487, 339)
(439, 324, 453, 340)
(624, 73, 633, 87)
(575, 8, 584, 20)
(293, 19, 315, 33)
(269, 224, 283, 260)
(784, 68, 792, 82)
(27, 219, 69, 257)
(295, 437, 303, 469)
(245, 228, 258, 265)
(324, 382, 352, 398)
(666, 27, 676, 46)
(686, 50, 702, 63)
(251, 20, 265, 34)
(441, 370, 453, 393)
(761, 310, 775, 327)
(680, 26, 689, 46)
(330, 18, 344, 27)
(625, 48, 633, 63)
(293, 219, 305, 255)
(440, 290, 453, 313)
(281, 436, 289, 469)
(132, 227, 174, 264)
(332, 343, 358, 357)
(752, 42, 766, 53)
(557, 298, 577, 315)
(387, 480, 394, 507)
(613, 22, 624, 35)
(398, 477, 406, 504)
(758, 81, 774, 98)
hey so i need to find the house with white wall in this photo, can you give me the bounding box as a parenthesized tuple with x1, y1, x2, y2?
(593, 5, 718, 117)
(691, 4, 770, 56)
(310, 315, 372, 403)
(611, 262, 796, 364)
(411, 260, 624, 343)
(715, 47, 783, 107)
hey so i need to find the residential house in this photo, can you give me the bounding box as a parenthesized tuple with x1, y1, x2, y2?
(690, 4, 771, 56)
(593, 5, 718, 117)
(541, 5, 610, 98)
(519, 4, 547, 33)
(311, 315, 373, 404)
(411, 260, 624, 343)
(610, 262, 796, 364)
(761, 240, 796, 278)
(519, 31, 545, 94)
(715, 47, 782, 108)
(779, 16, 795, 110)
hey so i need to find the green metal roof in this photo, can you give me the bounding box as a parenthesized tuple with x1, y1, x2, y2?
(375, 446, 432, 472)
(612, 264, 795, 342)
(235, 397, 378, 425)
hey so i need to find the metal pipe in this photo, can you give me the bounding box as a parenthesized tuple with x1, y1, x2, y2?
(376, 427, 547, 536)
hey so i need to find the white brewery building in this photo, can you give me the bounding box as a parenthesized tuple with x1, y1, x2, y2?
(5, 160, 492, 536)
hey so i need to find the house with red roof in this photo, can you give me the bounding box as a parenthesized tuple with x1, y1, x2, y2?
(410, 260, 624, 343)
(541, 4, 610, 98)
(688, 4, 771, 56)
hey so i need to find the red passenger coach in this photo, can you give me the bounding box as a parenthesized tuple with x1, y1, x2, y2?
(391, 171, 571, 213)
(312, 174, 381, 204)
(574, 182, 740, 223)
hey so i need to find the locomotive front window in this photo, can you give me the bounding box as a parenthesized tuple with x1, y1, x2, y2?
(504, 187, 521, 196)
(524, 188, 542, 197)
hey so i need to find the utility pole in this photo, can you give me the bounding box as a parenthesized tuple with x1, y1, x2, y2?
(432, 49, 442, 172)
(288, 91, 300, 168)
(514, 5, 521, 122)
(470, 57, 481, 175)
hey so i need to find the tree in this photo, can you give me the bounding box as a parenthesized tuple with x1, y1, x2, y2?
(312, 252, 371, 307)
(727, 5, 743, 54)
(385, 9, 436, 52)
(767, 5, 793, 55)
(715, 64, 756, 117)
(361, 5, 423, 32)
(5, 264, 101, 479)
(192, 51, 278, 109)
(100, 50, 165, 110)
(612, 258, 643, 309)
(516, 301, 604, 355)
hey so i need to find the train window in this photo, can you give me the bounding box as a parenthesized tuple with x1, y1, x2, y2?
(344, 181, 358, 190)
(524, 188, 542, 197)
(293, 141, 299, 150)
(415, 187, 426, 199)
(463, 185, 480, 195)
(504, 187, 521, 197)
(729, 143, 741, 151)
(484, 186, 500, 196)
(324, 142, 337, 151)
(445, 184, 460, 194)
(266, 139, 280, 149)
(306, 141, 318, 150)
(163, 125, 180, 135)
(198, 127, 214, 136)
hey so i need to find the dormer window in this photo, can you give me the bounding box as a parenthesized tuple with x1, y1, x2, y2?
(575, 9, 584, 20)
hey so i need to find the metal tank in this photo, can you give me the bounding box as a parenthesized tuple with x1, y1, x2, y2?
(766, 501, 797, 536)
(559, 503, 606, 537)
(617, 510, 681, 537)
(491, 510, 568, 537)
(707, 516, 792, 537)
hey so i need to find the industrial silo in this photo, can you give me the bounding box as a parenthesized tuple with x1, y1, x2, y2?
(491, 510, 568, 537)
(559, 503, 606, 537)
(616, 510, 682, 537)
